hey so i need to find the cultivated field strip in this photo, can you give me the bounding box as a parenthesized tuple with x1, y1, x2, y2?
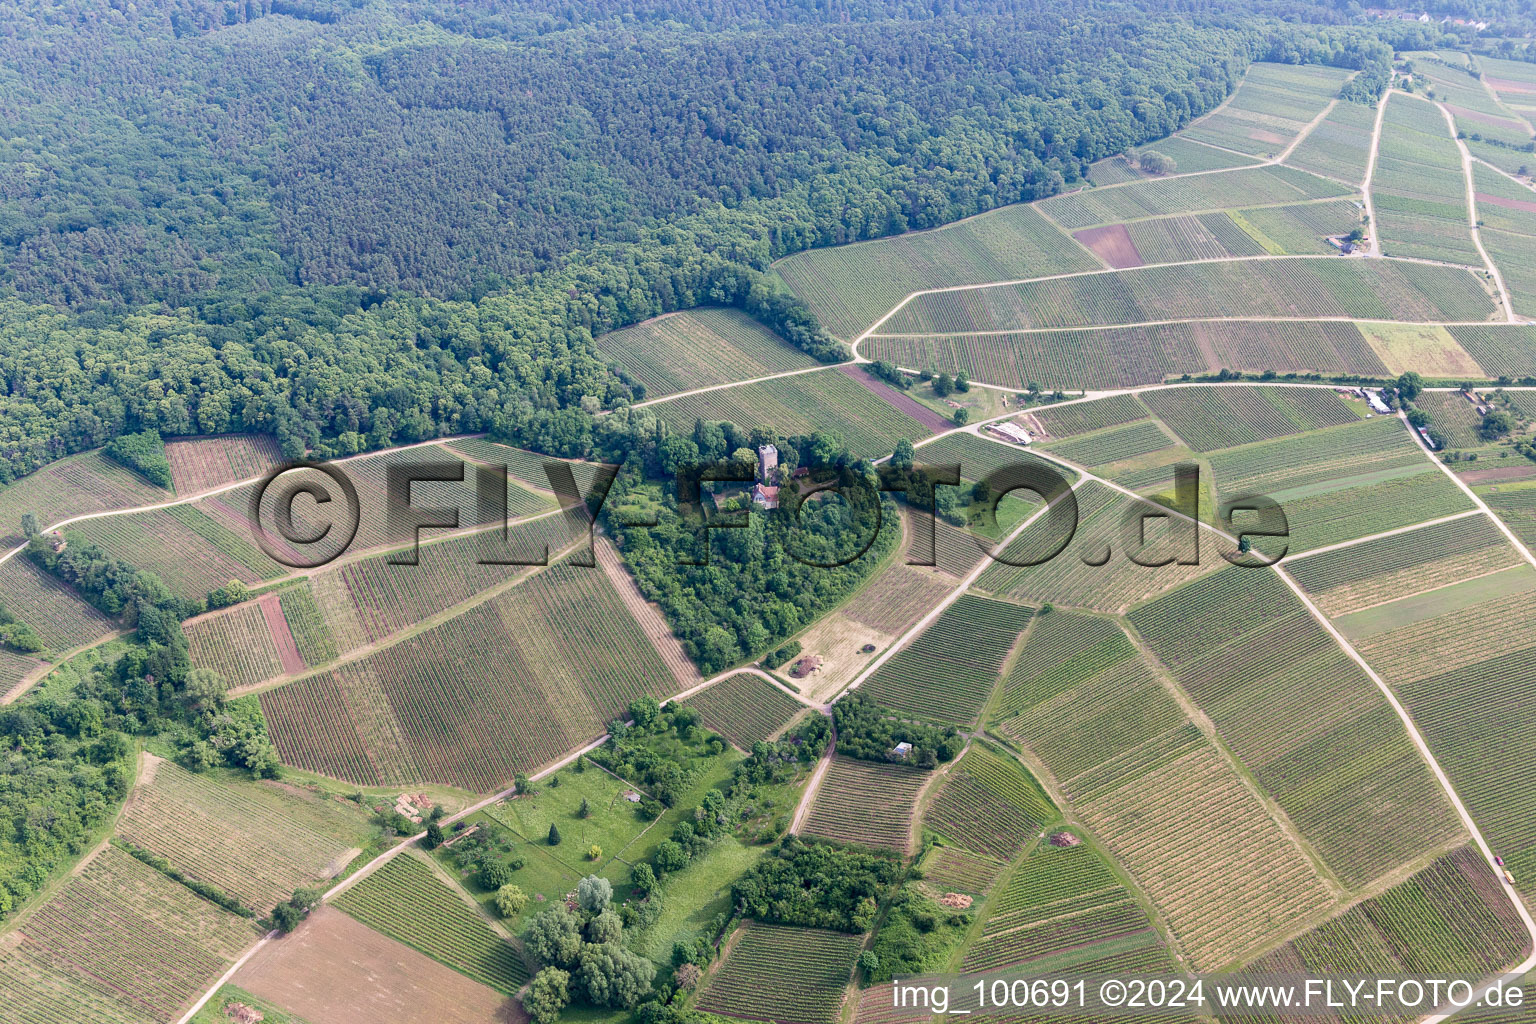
(1090, 137, 1263, 185)
(185, 600, 286, 691)
(865, 320, 1389, 391)
(840, 560, 957, 635)
(445, 437, 605, 494)
(0, 449, 170, 547)
(333, 855, 529, 993)
(314, 510, 585, 650)
(976, 482, 1214, 613)
(647, 367, 938, 460)
(116, 758, 370, 913)
(70, 502, 287, 600)
(922, 847, 1008, 894)
(12, 846, 253, 1023)
(1079, 739, 1334, 969)
(595, 307, 820, 398)
(278, 582, 339, 665)
(860, 592, 1031, 725)
(992, 608, 1332, 966)
(1289, 513, 1517, 614)
(1225, 847, 1530, 1022)
(685, 672, 803, 748)
(0, 939, 147, 1024)
(163, 434, 282, 495)
(263, 561, 671, 791)
(774, 203, 1099, 339)
(1179, 62, 1351, 157)
(1469, 163, 1536, 318)
(1373, 94, 1481, 266)
(1233, 199, 1363, 255)
(801, 756, 928, 853)
(1139, 385, 1357, 452)
(1031, 395, 1149, 438)
(1202, 413, 1422, 498)
(923, 745, 1056, 861)
(1130, 567, 1465, 886)
(698, 923, 863, 1024)
(876, 259, 1496, 336)
(1283, 98, 1377, 184)
(962, 843, 1165, 974)
(917, 433, 1064, 483)
(1043, 420, 1172, 468)
(1038, 165, 1351, 230)
(0, 554, 113, 650)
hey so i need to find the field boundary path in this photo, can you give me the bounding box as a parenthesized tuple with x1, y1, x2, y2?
(1432, 96, 1517, 321)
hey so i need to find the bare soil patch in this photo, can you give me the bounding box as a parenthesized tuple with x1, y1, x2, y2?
(1459, 463, 1536, 485)
(234, 906, 524, 1024)
(1476, 191, 1536, 214)
(1248, 127, 1287, 145)
(838, 365, 953, 432)
(259, 593, 306, 674)
(1072, 224, 1143, 268)
(1486, 76, 1536, 95)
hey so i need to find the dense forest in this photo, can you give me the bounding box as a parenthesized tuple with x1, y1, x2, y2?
(0, 0, 1434, 479)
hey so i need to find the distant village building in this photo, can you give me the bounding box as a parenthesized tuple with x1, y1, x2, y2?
(988, 420, 1033, 445)
(752, 484, 779, 510)
(757, 443, 779, 483)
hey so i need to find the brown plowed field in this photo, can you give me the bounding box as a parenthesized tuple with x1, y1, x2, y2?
(1072, 224, 1143, 268)
(234, 906, 524, 1024)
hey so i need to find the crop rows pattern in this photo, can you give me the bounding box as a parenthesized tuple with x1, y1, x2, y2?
(334, 855, 530, 992)
(801, 757, 928, 853)
(1038, 165, 1351, 230)
(1045, 420, 1172, 468)
(1130, 567, 1463, 886)
(923, 745, 1055, 861)
(876, 259, 1495, 335)
(650, 368, 937, 460)
(163, 434, 282, 494)
(595, 308, 819, 398)
(14, 847, 252, 1023)
(774, 204, 1098, 339)
(685, 672, 803, 749)
(1140, 386, 1356, 453)
(0, 555, 112, 651)
(0, 449, 169, 547)
(861, 593, 1031, 725)
(185, 601, 287, 692)
(698, 923, 863, 1024)
(264, 562, 670, 791)
(1283, 99, 1376, 184)
(1032, 395, 1149, 438)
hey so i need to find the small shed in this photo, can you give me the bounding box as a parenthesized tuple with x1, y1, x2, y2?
(890, 741, 913, 759)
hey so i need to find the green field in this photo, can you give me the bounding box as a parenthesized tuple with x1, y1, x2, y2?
(697, 923, 862, 1024)
(1288, 512, 1516, 615)
(1129, 566, 1464, 888)
(0, 554, 113, 651)
(647, 367, 939, 460)
(801, 757, 928, 853)
(0, 448, 170, 547)
(865, 319, 1390, 391)
(1448, 324, 1536, 378)
(262, 561, 674, 792)
(860, 592, 1032, 725)
(1043, 419, 1173, 467)
(117, 757, 376, 914)
(2, 846, 255, 1024)
(774, 203, 1098, 340)
(923, 744, 1056, 863)
(1179, 62, 1351, 157)
(1032, 395, 1149, 437)
(1373, 93, 1480, 265)
(975, 482, 1213, 614)
(684, 673, 804, 749)
(1283, 98, 1377, 184)
(875, 258, 1496, 334)
(1090, 137, 1262, 184)
(1037, 165, 1351, 229)
(960, 840, 1172, 974)
(333, 854, 530, 993)
(1231, 847, 1528, 991)
(1141, 385, 1357, 453)
(596, 308, 821, 398)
